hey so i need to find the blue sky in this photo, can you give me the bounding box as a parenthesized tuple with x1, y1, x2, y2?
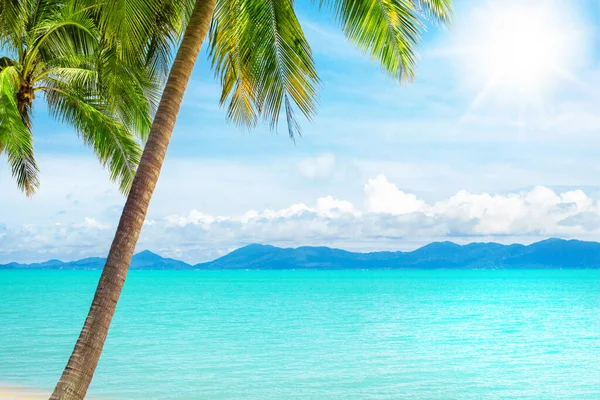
(3, 0, 600, 262)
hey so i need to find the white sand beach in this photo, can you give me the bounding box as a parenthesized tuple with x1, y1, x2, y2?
(0, 386, 47, 399)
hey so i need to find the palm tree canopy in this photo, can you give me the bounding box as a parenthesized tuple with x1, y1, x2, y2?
(0, 0, 160, 196)
(1, 0, 452, 196)
(209, 0, 453, 137)
(93, 0, 452, 140)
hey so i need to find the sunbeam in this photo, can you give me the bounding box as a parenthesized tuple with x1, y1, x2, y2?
(456, 0, 590, 108)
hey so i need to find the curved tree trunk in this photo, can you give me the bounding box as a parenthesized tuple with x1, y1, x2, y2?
(50, 1, 216, 398)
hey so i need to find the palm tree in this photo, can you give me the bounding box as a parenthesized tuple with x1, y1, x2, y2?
(0, 0, 158, 195)
(51, 0, 453, 398)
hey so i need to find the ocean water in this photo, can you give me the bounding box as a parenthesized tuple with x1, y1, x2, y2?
(1, 270, 599, 399)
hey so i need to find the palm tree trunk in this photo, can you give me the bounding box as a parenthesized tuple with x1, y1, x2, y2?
(50, 1, 216, 398)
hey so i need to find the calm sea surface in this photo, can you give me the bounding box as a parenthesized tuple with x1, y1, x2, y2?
(1, 270, 599, 399)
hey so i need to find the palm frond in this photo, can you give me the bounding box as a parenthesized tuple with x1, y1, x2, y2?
(254, 0, 319, 138)
(95, 0, 163, 56)
(26, 0, 60, 31)
(37, 50, 91, 69)
(210, 0, 319, 139)
(143, 0, 187, 77)
(90, 0, 186, 78)
(0, 0, 28, 54)
(1, 0, 159, 196)
(413, 0, 453, 24)
(209, 0, 260, 128)
(319, 0, 424, 81)
(43, 78, 142, 194)
(31, 2, 156, 146)
(26, 0, 98, 69)
(72, 0, 182, 139)
(95, 43, 157, 140)
(36, 66, 97, 87)
(0, 65, 39, 196)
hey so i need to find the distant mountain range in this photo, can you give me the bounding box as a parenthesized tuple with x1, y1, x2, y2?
(2, 238, 600, 270)
(0, 250, 190, 271)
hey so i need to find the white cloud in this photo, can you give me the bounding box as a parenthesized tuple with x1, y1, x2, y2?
(165, 194, 358, 228)
(364, 174, 426, 214)
(297, 153, 336, 179)
(0, 156, 332, 226)
(3, 175, 600, 264)
(315, 196, 357, 218)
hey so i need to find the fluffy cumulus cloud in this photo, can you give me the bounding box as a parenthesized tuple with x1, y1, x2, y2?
(2, 174, 600, 263)
(365, 175, 427, 214)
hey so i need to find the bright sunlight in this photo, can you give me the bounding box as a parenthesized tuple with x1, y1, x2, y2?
(458, 0, 588, 102)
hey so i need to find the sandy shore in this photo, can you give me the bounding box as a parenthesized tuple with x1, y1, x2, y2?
(0, 386, 48, 399)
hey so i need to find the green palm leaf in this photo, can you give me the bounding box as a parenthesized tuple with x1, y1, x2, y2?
(319, 0, 451, 81)
(209, 0, 260, 128)
(90, 0, 187, 78)
(143, 0, 189, 77)
(0, 66, 39, 196)
(37, 66, 97, 88)
(44, 78, 142, 194)
(210, 0, 319, 139)
(0, 0, 28, 54)
(95, 43, 158, 140)
(414, 0, 453, 24)
(26, 0, 98, 68)
(1, 0, 159, 195)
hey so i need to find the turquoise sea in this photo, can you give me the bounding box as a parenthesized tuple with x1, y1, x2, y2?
(1, 270, 599, 399)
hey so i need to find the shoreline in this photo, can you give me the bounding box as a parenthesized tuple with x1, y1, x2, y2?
(0, 385, 48, 399)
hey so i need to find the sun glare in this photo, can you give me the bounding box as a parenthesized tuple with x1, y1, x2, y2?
(457, 0, 588, 103)
(481, 11, 562, 91)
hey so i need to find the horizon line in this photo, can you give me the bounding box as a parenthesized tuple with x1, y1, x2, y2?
(1, 237, 593, 266)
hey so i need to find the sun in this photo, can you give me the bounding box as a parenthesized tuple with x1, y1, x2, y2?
(457, 0, 587, 102)
(478, 8, 563, 93)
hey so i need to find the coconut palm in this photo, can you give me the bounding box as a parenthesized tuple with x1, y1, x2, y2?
(0, 0, 159, 195)
(51, 0, 453, 398)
